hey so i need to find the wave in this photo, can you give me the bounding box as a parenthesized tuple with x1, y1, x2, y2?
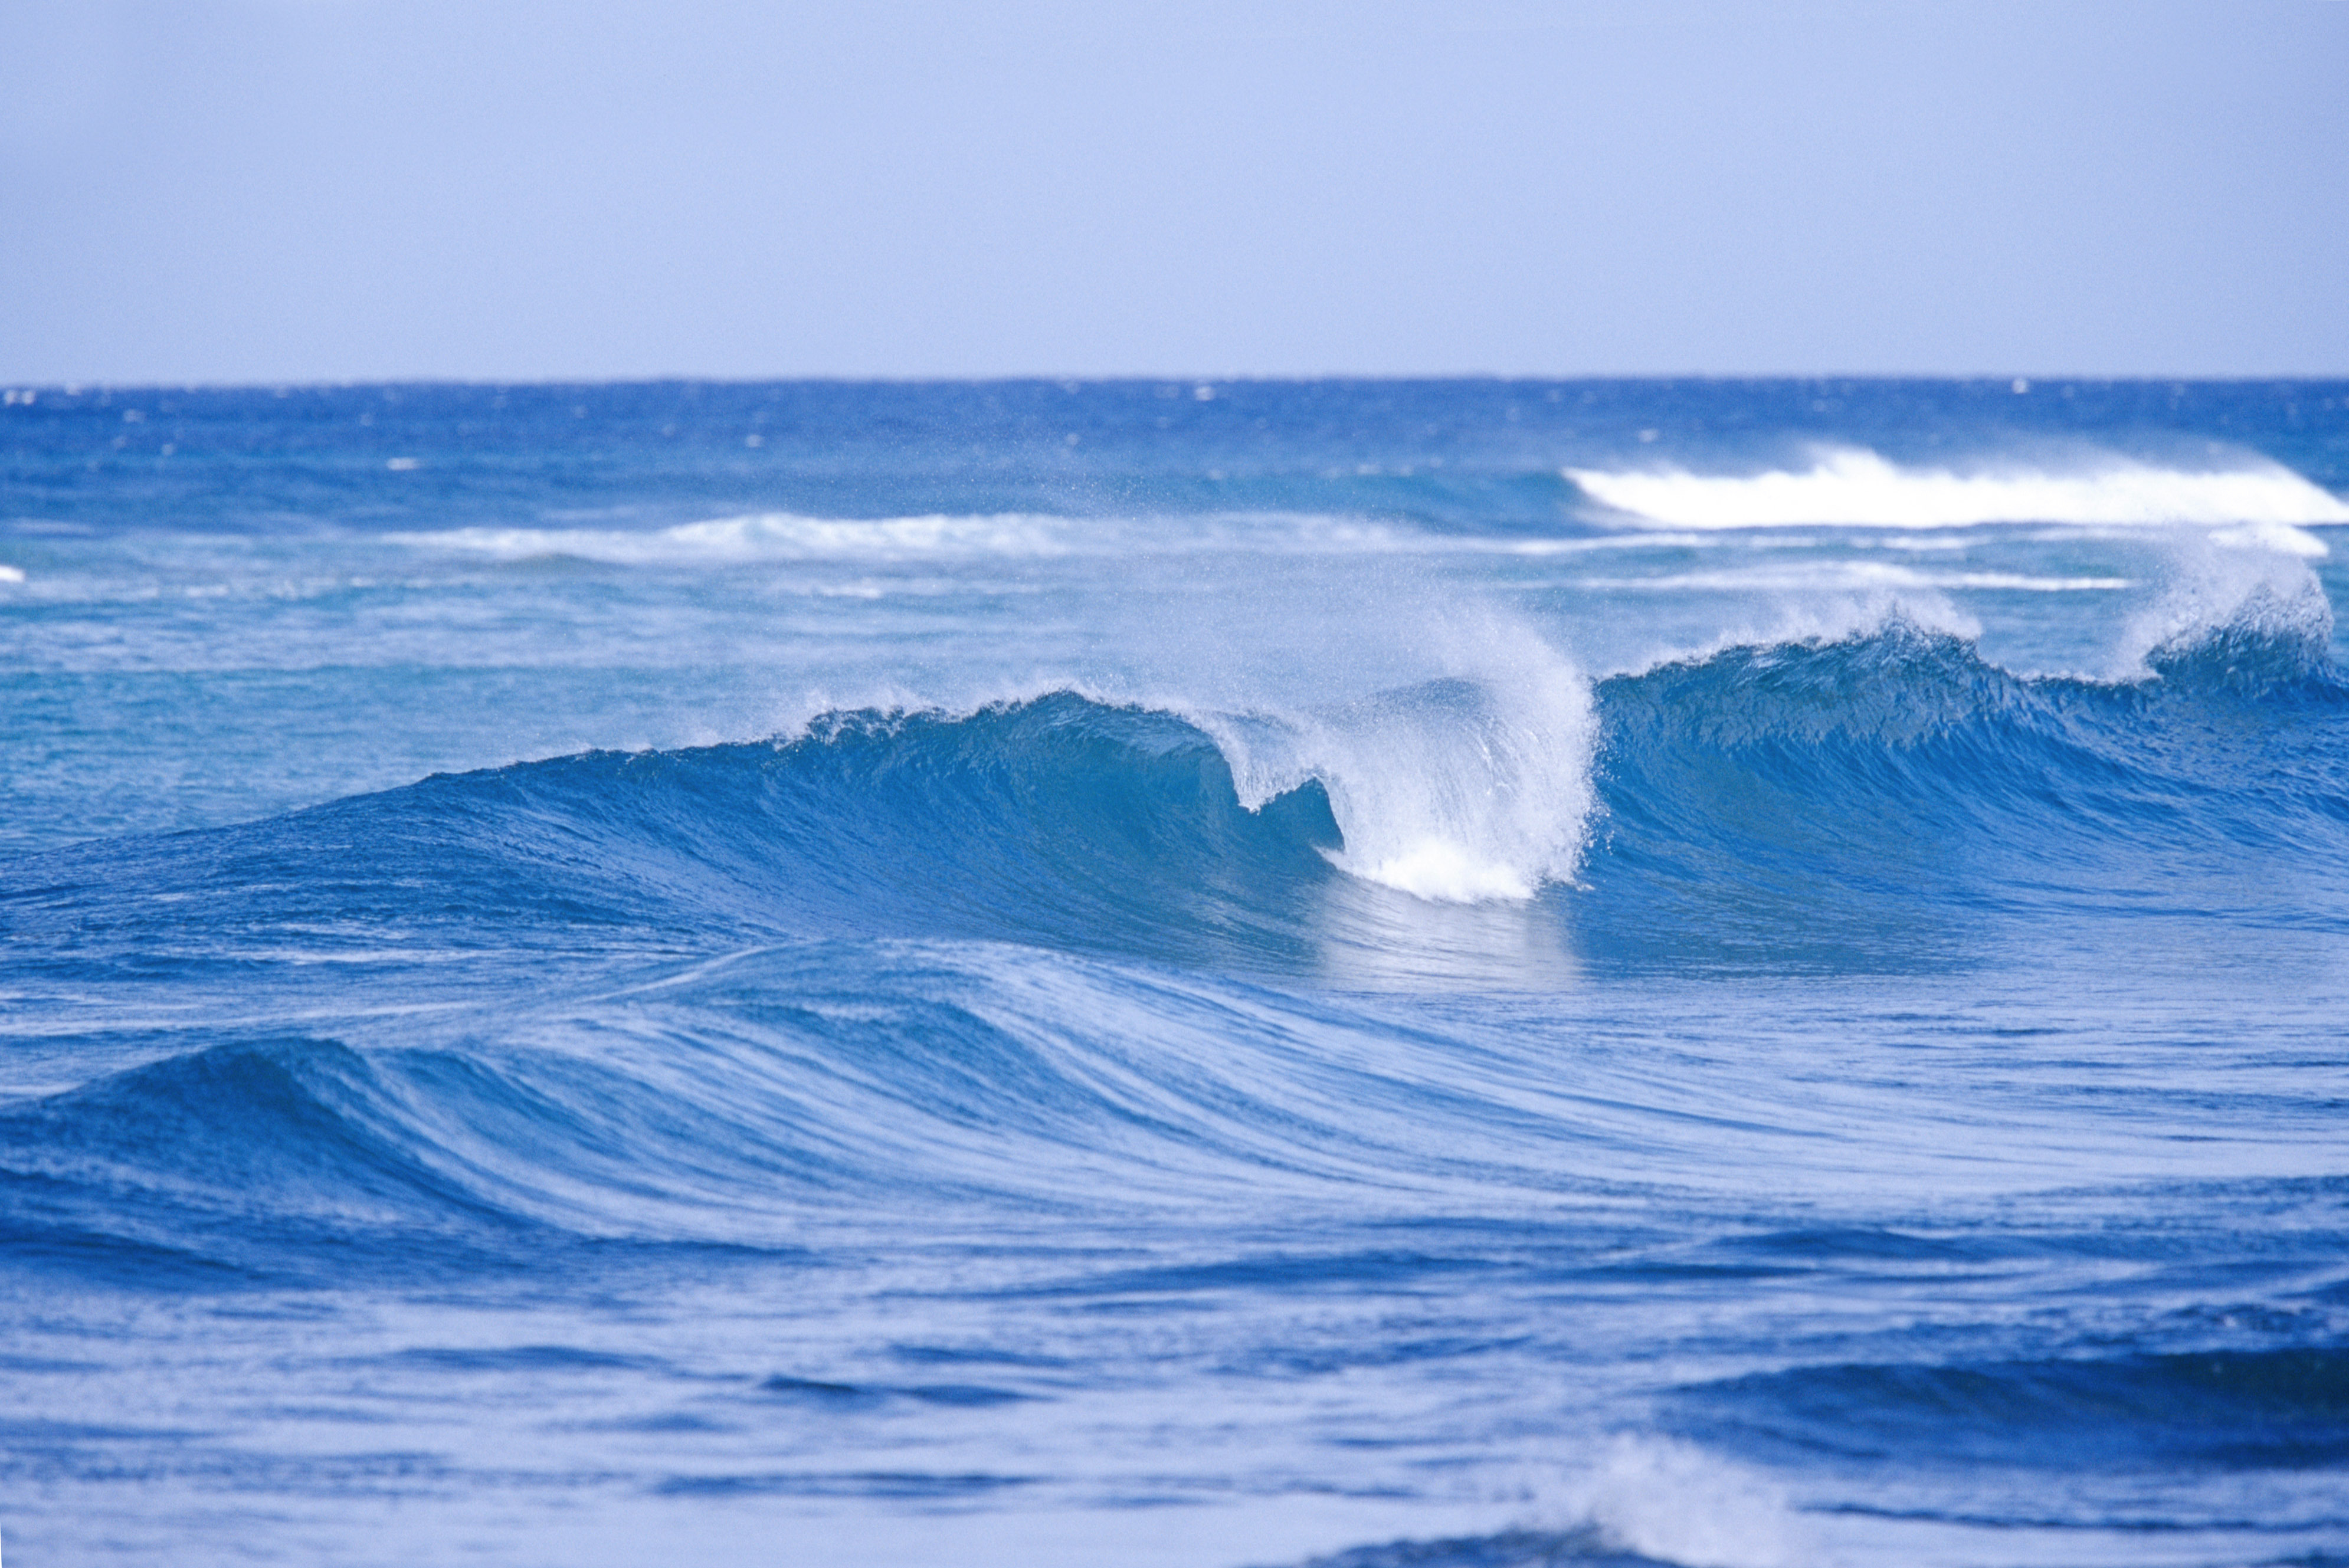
(1583, 615, 2349, 966)
(1562, 563, 2135, 593)
(1565, 446, 2349, 545)
(1200, 628, 1596, 902)
(1273, 1436, 1800, 1568)
(0, 927, 1713, 1271)
(398, 513, 1076, 564)
(5, 613, 2349, 1282)
(1672, 1347, 2349, 1469)
(1278, 1528, 1676, 1567)
(394, 510, 1410, 566)
(0, 1038, 546, 1279)
(8, 611, 2347, 989)
(2121, 533, 2338, 679)
(0, 697, 1347, 978)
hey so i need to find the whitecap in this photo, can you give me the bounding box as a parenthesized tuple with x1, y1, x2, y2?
(1201, 615, 1597, 906)
(1567, 445, 2349, 541)
(393, 509, 1417, 568)
(2117, 529, 2336, 680)
(394, 512, 1073, 565)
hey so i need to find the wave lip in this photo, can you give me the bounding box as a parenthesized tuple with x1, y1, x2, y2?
(1206, 633, 1598, 907)
(1566, 446, 2349, 538)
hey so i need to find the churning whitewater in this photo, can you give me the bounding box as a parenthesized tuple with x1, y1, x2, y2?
(3, 379, 2348, 1568)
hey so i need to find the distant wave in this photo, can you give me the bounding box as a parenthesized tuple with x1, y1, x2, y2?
(395, 511, 1407, 566)
(1566, 447, 2349, 549)
(400, 513, 1075, 563)
(1564, 563, 2134, 593)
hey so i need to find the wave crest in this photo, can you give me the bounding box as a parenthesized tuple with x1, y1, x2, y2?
(9, 605, 2346, 987)
(1203, 626, 1597, 903)
(1567, 446, 2349, 539)
(397, 513, 1072, 565)
(2124, 532, 2337, 685)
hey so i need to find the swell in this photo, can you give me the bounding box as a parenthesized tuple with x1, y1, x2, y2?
(0, 694, 1346, 981)
(1580, 615, 2349, 966)
(4, 619, 2347, 1278)
(1671, 1346, 2349, 1470)
(7, 621, 2349, 986)
(0, 1038, 552, 1282)
(0, 940, 1671, 1275)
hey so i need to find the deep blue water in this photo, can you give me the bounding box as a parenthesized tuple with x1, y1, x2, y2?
(4, 379, 2348, 1566)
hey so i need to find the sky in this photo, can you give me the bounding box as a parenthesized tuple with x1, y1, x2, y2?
(2, 0, 2345, 383)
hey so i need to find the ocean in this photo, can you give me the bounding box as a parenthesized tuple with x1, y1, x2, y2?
(3, 378, 2347, 1567)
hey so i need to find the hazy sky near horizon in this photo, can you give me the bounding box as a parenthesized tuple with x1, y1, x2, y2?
(4, 0, 2345, 383)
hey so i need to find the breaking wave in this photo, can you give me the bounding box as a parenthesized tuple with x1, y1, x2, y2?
(1566, 446, 2349, 546)
(8, 599, 2345, 995)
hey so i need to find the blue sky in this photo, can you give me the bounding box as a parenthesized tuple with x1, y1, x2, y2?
(4, 0, 2344, 382)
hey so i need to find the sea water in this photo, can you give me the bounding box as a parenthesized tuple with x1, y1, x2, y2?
(2, 379, 2346, 1566)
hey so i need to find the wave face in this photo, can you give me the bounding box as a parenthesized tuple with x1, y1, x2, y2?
(1675, 1347, 2349, 1469)
(1585, 616, 2349, 966)
(6, 379, 2349, 1568)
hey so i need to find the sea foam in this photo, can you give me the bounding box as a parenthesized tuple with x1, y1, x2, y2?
(1567, 446, 2349, 544)
(399, 513, 1073, 563)
(1201, 616, 1596, 904)
(396, 511, 1408, 566)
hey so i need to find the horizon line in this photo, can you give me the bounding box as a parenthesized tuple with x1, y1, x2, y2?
(9, 371, 2349, 395)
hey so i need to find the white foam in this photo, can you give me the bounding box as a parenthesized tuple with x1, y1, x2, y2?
(396, 513, 1073, 565)
(0, 565, 24, 585)
(395, 510, 1414, 568)
(756, 651, 1596, 911)
(1568, 445, 2349, 542)
(1352, 837, 1539, 902)
(2209, 517, 2331, 557)
(1201, 614, 1596, 905)
(2117, 529, 2336, 678)
(1572, 1436, 1807, 1568)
